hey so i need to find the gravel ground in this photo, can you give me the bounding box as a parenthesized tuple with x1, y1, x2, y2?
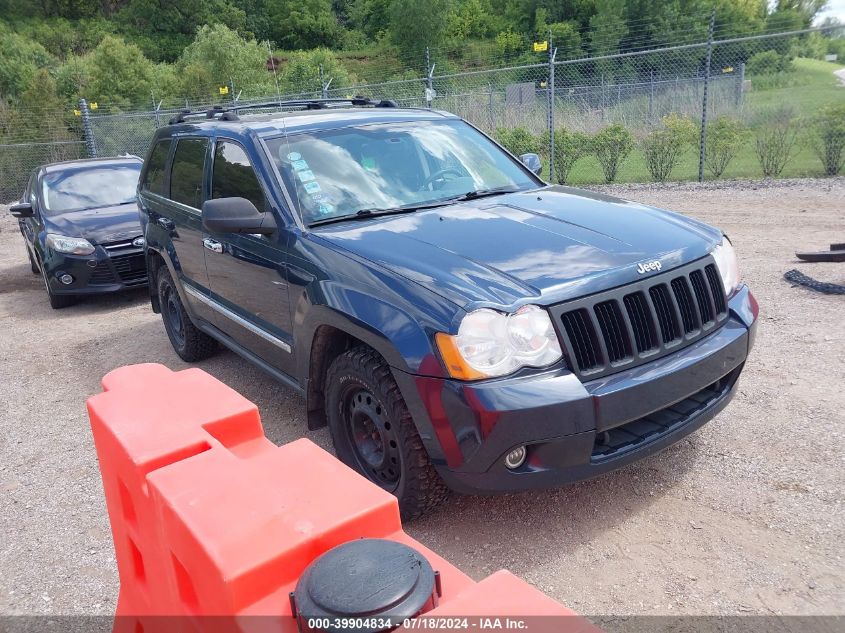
(1, 178, 843, 617)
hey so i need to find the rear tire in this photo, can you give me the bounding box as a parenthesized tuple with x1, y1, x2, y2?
(325, 346, 449, 520)
(157, 266, 217, 362)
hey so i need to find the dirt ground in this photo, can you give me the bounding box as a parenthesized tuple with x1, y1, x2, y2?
(1, 178, 843, 617)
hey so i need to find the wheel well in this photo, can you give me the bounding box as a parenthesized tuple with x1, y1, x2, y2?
(146, 250, 165, 313)
(306, 325, 365, 430)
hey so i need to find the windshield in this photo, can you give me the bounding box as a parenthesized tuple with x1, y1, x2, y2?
(265, 119, 538, 225)
(41, 163, 141, 214)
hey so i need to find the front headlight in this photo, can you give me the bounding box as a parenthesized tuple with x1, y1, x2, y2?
(46, 234, 95, 255)
(435, 305, 563, 380)
(711, 237, 740, 298)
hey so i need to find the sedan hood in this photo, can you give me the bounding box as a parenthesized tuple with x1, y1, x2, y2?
(45, 202, 142, 245)
(313, 186, 723, 308)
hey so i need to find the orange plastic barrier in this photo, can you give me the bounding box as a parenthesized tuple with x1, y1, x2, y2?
(88, 364, 598, 633)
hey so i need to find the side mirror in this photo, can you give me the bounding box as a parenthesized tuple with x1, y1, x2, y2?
(201, 197, 277, 235)
(9, 202, 34, 218)
(519, 153, 542, 176)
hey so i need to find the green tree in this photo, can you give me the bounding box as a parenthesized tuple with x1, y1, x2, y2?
(591, 123, 634, 183)
(116, 0, 247, 62)
(548, 127, 591, 184)
(84, 35, 155, 108)
(389, 0, 452, 59)
(349, 0, 392, 40)
(705, 116, 747, 178)
(809, 103, 845, 176)
(448, 0, 497, 39)
(265, 0, 342, 50)
(177, 24, 273, 101)
(641, 113, 697, 182)
(278, 48, 354, 93)
(0, 30, 54, 98)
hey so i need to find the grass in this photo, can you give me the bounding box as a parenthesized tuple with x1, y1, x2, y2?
(557, 58, 845, 185)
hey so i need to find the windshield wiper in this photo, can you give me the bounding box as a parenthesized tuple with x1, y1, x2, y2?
(308, 200, 456, 228)
(451, 186, 522, 202)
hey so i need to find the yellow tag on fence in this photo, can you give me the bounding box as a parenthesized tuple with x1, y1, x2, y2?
(533, 41, 548, 52)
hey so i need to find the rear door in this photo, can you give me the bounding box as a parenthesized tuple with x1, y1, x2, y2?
(202, 138, 295, 376)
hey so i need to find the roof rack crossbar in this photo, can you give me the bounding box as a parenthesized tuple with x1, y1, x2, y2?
(167, 96, 398, 125)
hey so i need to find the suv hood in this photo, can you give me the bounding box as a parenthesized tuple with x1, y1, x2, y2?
(44, 202, 142, 245)
(313, 186, 723, 308)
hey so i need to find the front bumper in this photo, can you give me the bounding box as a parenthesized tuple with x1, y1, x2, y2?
(394, 285, 758, 494)
(41, 242, 148, 295)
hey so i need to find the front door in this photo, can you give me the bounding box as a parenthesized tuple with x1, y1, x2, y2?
(202, 139, 296, 377)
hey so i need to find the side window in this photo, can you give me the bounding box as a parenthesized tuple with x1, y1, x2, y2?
(169, 138, 208, 208)
(141, 139, 171, 195)
(211, 140, 266, 211)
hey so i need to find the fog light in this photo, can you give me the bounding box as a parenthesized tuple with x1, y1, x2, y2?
(59, 274, 74, 285)
(504, 445, 526, 469)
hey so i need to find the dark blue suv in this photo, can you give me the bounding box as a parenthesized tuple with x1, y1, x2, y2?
(138, 99, 758, 518)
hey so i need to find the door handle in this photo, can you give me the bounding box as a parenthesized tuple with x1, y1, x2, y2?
(203, 238, 223, 254)
(157, 217, 175, 230)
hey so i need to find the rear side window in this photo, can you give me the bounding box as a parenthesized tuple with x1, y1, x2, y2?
(169, 138, 208, 208)
(141, 140, 171, 195)
(212, 141, 266, 211)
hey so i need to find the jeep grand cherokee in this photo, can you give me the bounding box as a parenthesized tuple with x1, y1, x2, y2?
(138, 99, 758, 518)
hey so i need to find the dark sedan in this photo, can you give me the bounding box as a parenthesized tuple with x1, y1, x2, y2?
(9, 156, 147, 309)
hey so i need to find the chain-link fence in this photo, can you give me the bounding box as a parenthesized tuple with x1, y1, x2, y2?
(2, 22, 842, 201)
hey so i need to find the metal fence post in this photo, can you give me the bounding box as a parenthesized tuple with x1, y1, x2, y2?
(152, 93, 161, 128)
(698, 9, 716, 183)
(736, 62, 745, 106)
(547, 34, 556, 183)
(79, 98, 96, 158)
(425, 47, 435, 108)
(649, 69, 655, 119)
(319, 64, 332, 99)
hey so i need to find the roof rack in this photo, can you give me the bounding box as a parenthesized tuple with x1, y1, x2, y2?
(167, 97, 399, 125)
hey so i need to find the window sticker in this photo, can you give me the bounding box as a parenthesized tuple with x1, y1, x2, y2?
(304, 181, 321, 194)
(317, 203, 334, 216)
(311, 193, 327, 202)
(292, 159, 309, 171)
(297, 169, 316, 182)
(286, 151, 302, 161)
(361, 157, 377, 171)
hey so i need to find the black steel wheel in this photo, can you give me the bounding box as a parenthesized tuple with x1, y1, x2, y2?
(343, 385, 402, 490)
(325, 346, 449, 519)
(156, 266, 218, 362)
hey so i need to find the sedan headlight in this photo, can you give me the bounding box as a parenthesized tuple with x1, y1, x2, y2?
(711, 237, 740, 298)
(435, 305, 563, 380)
(46, 234, 95, 255)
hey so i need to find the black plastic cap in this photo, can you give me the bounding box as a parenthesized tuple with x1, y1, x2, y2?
(293, 539, 436, 633)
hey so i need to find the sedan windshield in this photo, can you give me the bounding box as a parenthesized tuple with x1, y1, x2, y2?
(42, 163, 141, 214)
(265, 119, 538, 225)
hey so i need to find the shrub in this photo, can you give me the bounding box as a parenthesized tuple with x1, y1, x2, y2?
(641, 113, 697, 182)
(705, 116, 747, 179)
(808, 103, 845, 176)
(754, 107, 800, 178)
(592, 123, 634, 183)
(546, 127, 591, 184)
(746, 49, 791, 76)
(495, 127, 542, 157)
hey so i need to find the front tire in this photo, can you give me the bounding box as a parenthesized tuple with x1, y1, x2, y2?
(38, 257, 76, 309)
(157, 266, 217, 362)
(325, 346, 449, 520)
(27, 246, 39, 274)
